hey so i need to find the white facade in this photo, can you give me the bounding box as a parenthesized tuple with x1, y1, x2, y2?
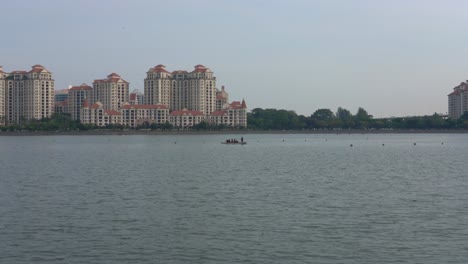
(169, 109, 205, 128)
(68, 83, 93, 121)
(0, 66, 5, 125)
(120, 103, 169, 128)
(208, 100, 247, 128)
(80, 101, 121, 127)
(144, 65, 217, 115)
(93, 73, 129, 111)
(4, 65, 54, 124)
(448, 81, 468, 119)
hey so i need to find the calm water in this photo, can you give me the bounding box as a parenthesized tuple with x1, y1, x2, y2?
(0, 133, 467, 264)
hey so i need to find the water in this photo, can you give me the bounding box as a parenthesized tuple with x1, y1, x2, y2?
(0, 133, 467, 264)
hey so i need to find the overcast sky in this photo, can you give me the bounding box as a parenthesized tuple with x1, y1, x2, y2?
(1, 0, 468, 117)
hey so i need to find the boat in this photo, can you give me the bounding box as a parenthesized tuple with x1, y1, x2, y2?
(222, 138, 246, 145)
(221, 141, 247, 145)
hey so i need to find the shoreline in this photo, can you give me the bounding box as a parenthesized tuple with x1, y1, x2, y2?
(1, 129, 468, 136)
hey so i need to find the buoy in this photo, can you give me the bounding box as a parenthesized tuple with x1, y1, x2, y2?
(350, 144, 353, 147)
(413, 143, 416, 146)
(382, 144, 385, 146)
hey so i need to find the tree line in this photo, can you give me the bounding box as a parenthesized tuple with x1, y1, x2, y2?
(1, 108, 468, 132)
(247, 107, 468, 130)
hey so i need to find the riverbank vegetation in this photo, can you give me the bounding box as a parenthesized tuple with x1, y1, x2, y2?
(1, 107, 468, 132)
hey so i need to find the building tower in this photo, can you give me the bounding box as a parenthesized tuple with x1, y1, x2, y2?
(5, 65, 54, 124)
(93, 73, 129, 111)
(144, 65, 172, 107)
(448, 81, 468, 119)
(69, 83, 93, 121)
(0, 66, 5, 126)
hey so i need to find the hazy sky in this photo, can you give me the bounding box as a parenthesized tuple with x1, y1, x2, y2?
(1, 0, 468, 117)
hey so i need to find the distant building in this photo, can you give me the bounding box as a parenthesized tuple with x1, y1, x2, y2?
(54, 100, 69, 114)
(145, 64, 217, 115)
(448, 81, 468, 119)
(93, 73, 129, 111)
(80, 101, 121, 127)
(0, 66, 5, 125)
(68, 83, 93, 121)
(129, 89, 144, 105)
(4, 65, 54, 124)
(54, 88, 69, 102)
(216, 86, 229, 111)
(169, 109, 205, 128)
(208, 99, 247, 127)
(120, 103, 169, 128)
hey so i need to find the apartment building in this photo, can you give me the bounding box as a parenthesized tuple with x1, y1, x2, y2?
(169, 109, 205, 128)
(208, 99, 247, 127)
(129, 89, 144, 105)
(216, 86, 229, 111)
(80, 101, 121, 127)
(120, 103, 169, 128)
(144, 64, 217, 115)
(4, 65, 54, 124)
(448, 81, 468, 119)
(54, 100, 69, 114)
(93, 73, 129, 111)
(68, 83, 93, 121)
(0, 66, 5, 125)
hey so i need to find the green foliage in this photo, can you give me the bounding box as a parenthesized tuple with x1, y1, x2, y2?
(247, 107, 459, 131)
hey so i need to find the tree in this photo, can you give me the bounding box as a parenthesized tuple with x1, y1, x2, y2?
(312, 109, 334, 121)
(336, 107, 352, 121)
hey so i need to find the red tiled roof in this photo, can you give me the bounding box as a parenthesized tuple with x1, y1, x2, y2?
(229, 101, 242, 109)
(82, 99, 89, 108)
(148, 64, 170, 73)
(169, 109, 205, 116)
(107, 73, 120, 78)
(11, 70, 28, 74)
(105, 110, 121, 116)
(121, 104, 168, 110)
(70, 84, 92, 91)
(29, 68, 44, 73)
(94, 73, 128, 84)
(228, 100, 247, 109)
(90, 103, 102, 109)
(129, 93, 136, 100)
(29, 64, 47, 73)
(192, 64, 208, 73)
(210, 110, 226, 116)
(216, 94, 226, 100)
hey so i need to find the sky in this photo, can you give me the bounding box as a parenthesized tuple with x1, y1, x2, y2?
(1, 0, 468, 118)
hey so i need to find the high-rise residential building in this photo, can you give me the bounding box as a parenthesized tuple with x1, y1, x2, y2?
(129, 89, 144, 105)
(4, 65, 54, 124)
(93, 73, 129, 111)
(69, 83, 93, 121)
(144, 65, 172, 107)
(208, 99, 247, 127)
(144, 64, 217, 115)
(216, 85, 229, 111)
(0, 66, 5, 125)
(448, 81, 468, 119)
(54, 88, 69, 102)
